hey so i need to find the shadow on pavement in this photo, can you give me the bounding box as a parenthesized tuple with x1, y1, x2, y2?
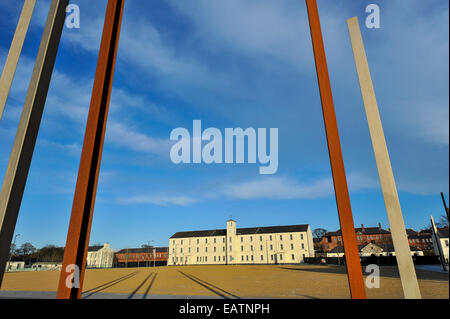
(178, 271, 240, 299)
(128, 272, 154, 299)
(278, 266, 449, 281)
(82, 271, 139, 299)
(142, 273, 158, 299)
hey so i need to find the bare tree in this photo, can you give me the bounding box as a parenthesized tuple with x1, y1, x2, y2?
(312, 228, 327, 239)
(436, 214, 449, 228)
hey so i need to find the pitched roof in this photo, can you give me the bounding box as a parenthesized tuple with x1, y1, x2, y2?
(326, 226, 390, 237)
(170, 224, 309, 239)
(116, 247, 168, 254)
(437, 227, 449, 238)
(88, 246, 103, 252)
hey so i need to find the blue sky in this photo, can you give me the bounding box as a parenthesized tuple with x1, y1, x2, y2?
(0, 0, 448, 251)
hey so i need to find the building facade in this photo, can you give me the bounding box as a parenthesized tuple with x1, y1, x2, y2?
(326, 243, 423, 257)
(432, 227, 449, 265)
(168, 220, 314, 266)
(318, 223, 392, 252)
(87, 243, 115, 268)
(406, 229, 434, 252)
(115, 247, 169, 267)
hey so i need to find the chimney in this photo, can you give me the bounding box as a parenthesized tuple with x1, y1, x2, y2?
(361, 224, 364, 231)
(378, 223, 382, 230)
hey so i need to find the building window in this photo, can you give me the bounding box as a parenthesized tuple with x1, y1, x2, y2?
(223, 247, 225, 252)
(251, 255, 254, 261)
(292, 254, 295, 260)
(197, 239, 199, 244)
(214, 256, 216, 262)
(270, 235, 272, 241)
(205, 247, 208, 252)
(291, 244, 294, 250)
(260, 245, 263, 250)
(271, 255, 274, 261)
(197, 247, 199, 253)
(251, 245, 253, 251)
(280, 235, 283, 240)
(270, 244, 273, 250)
(214, 238, 216, 244)
(205, 257, 207, 262)
(246, 255, 249, 261)
(290, 234, 293, 240)
(261, 255, 264, 261)
(260, 236, 263, 241)
(301, 234, 304, 240)
(230, 246, 232, 252)
(241, 237, 243, 243)
(181, 240, 183, 245)
(279, 254, 283, 261)
(223, 238, 225, 243)
(250, 236, 253, 242)
(241, 246, 244, 252)
(302, 243, 305, 249)
(205, 238, 208, 243)
(229, 237, 232, 243)
(180, 248, 183, 253)
(214, 247, 216, 252)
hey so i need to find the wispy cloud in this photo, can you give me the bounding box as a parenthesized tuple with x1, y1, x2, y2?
(117, 194, 198, 206)
(106, 122, 171, 157)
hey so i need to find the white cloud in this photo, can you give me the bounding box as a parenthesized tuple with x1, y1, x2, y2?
(106, 121, 171, 156)
(117, 194, 198, 206)
(222, 175, 333, 200)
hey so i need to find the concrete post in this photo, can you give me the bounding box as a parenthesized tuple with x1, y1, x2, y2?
(0, 0, 36, 120)
(346, 16, 421, 299)
(0, 0, 68, 287)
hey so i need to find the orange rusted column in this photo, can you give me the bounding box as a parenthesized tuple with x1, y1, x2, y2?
(305, 0, 366, 299)
(57, 0, 124, 299)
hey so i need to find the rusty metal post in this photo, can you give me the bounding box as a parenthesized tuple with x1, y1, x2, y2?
(0, 0, 36, 120)
(0, 0, 68, 288)
(305, 0, 366, 299)
(56, 0, 124, 299)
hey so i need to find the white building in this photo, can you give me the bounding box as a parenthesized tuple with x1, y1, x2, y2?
(6, 261, 25, 271)
(87, 243, 114, 268)
(326, 243, 424, 257)
(168, 219, 314, 266)
(432, 227, 449, 265)
(31, 262, 62, 271)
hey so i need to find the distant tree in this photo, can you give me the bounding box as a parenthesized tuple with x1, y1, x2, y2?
(312, 228, 327, 239)
(9, 243, 18, 257)
(141, 244, 154, 249)
(436, 214, 449, 228)
(19, 242, 36, 256)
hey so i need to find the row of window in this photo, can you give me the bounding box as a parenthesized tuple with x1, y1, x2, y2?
(173, 242, 307, 254)
(409, 238, 432, 243)
(172, 233, 306, 246)
(172, 253, 308, 264)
